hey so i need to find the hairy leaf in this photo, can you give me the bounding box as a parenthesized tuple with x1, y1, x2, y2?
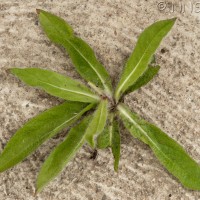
(125, 65, 160, 94)
(37, 9, 112, 95)
(85, 100, 108, 148)
(0, 102, 94, 172)
(36, 115, 91, 192)
(118, 104, 200, 190)
(11, 68, 99, 103)
(115, 18, 176, 101)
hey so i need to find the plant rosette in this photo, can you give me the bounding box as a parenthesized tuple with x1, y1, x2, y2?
(0, 9, 200, 193)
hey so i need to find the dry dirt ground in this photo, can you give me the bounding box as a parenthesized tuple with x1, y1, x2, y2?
(0, 0, 200, 199)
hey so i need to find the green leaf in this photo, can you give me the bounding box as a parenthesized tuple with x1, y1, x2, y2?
(118, 104, 200, 190)
(96, 113, 113, 149)
(36, 115, 91, 192)
(149, 54, 156, 65)
(125, 65, 160, 94)
(85, 100, 108, 148)
(37, 9, 112, 95)
(0, 102, 94, 172)
(96, 113, 120, 171)
(96, 123, 110, 149)
(11, 68, 100, 103)
(115, 18, 176, 101)
(110, 115, 120, 171)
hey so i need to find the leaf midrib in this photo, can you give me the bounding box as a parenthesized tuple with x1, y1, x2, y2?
(48, 138, 84, 171)
(116, 21, 172, 99)
(118, 105, 182, 173)
(43, 13, 111, 94)
(38, 80, 99, 101)
(0, 107, 86, 170)
(37, 125, 86, 191)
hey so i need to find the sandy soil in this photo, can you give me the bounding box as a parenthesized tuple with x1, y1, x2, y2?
(0, 0, 200, 199)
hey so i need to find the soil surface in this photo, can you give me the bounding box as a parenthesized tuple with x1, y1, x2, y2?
(0, 0, 200, 199)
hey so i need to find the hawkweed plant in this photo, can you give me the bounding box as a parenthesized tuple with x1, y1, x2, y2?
(1, 9, 200, 192)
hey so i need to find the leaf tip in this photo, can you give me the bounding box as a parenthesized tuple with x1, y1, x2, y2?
(170, 17, 177, 25)
(35, 182, 43, 194)
(10, 68, 18, 75)
(114, 166, 119, 172)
